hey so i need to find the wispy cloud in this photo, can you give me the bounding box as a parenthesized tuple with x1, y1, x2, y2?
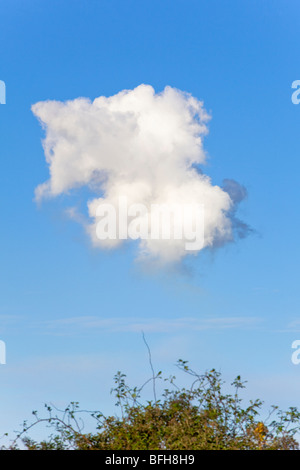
(281, 319, 300, 333)
(37, 315, 262, 336)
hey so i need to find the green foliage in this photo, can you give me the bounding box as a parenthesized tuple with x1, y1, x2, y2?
(3, 359, 300, 450)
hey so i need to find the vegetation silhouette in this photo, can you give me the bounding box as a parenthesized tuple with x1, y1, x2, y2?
(4, 351, 300, 450)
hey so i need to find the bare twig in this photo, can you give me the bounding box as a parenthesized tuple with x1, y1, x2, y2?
(142, 331, 157, 403)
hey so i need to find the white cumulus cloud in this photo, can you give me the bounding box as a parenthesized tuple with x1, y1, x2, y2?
(32, 84, 248, 264)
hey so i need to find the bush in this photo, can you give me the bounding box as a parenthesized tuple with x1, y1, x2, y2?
(3, 359, 300, 450)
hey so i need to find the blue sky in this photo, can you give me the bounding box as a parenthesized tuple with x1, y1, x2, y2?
(1, 0, 300, 442)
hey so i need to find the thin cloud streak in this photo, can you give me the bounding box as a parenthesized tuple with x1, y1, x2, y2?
(38, 315, 263, 335)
